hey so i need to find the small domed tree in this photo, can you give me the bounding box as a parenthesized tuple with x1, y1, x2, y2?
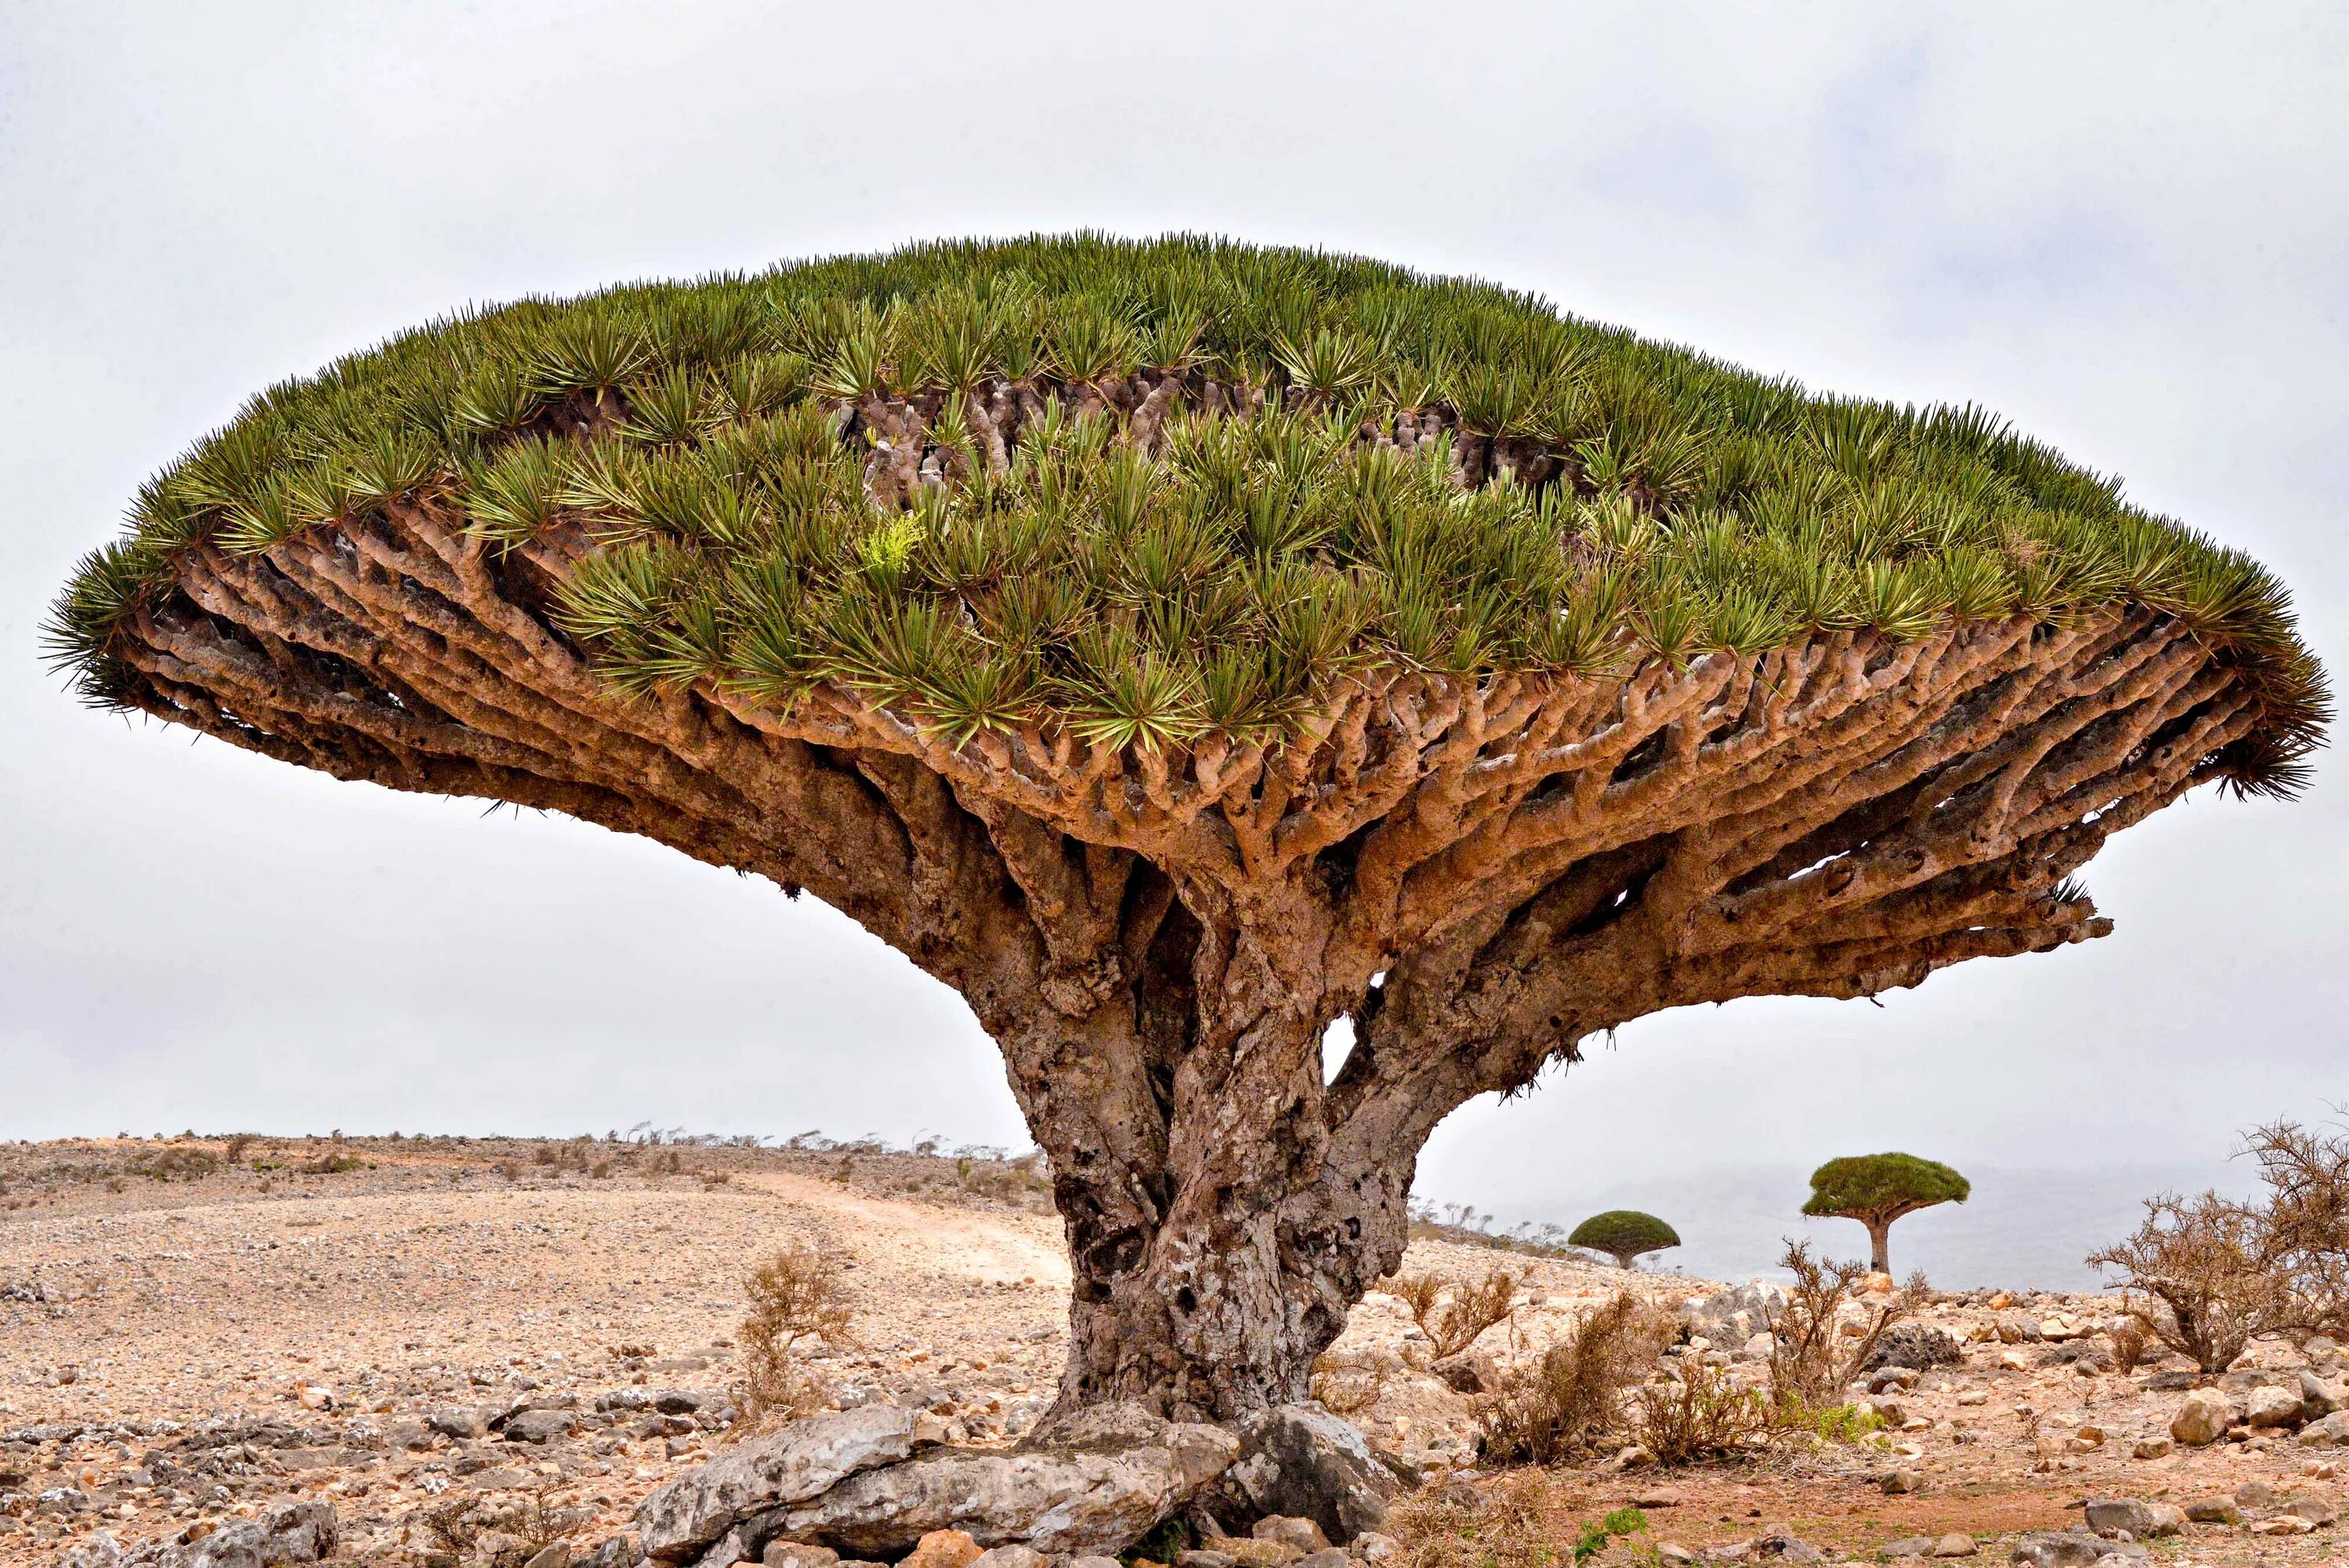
(1569, 1209, 1681, 1270)
(1803, 1153, 1971, 1274)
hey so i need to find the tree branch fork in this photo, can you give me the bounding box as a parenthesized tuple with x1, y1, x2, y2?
(104, 497, 2257, 1418)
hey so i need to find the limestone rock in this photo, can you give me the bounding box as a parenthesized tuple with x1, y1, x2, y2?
(1877, 1540, 1933, 1563)
(763, 1545, 839, 1568)
(967, 1548, 1047, 1568)
(2007, 1532, 2147, 1568)
(2297, 1408, 2349, 1446)
(2167, 1390, 2237, 1447)
(2181, 1498, 2240, 1524)
(116, 1501, 341, 1568)
(2127, 1437, 2170, 1460)
(2243, 1386, 2304, 1429)
(1862, 1325, 1963, 1373)
(1253, 1519, 1332, 1555)
(1880, 1469, 1921, 1495)
(507, 1408, 579, 1444)
(1211, 1407, 1402, 1545)
(1932, 1535, 1978, 1558)
(428, 1406, 489, 1439)
(899, 1531, 981, 1568)
(1352, 1532, 1401, 1565)
(1221, 1544, 1299, 1568)
(2080, 1501, 2176, 1539)
(637, 1405, 922, 1562)
(2300, 1370, 2346, 1422)
(767, 1405, 1239, 1559)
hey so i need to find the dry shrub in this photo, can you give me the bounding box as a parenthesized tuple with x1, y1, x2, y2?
(1391, 1267, 1518, 1362)
(741, 1241, 855, 1419)
(1311, 1347, 1395, 1415)
(223, 1134, 254, 1165)
(1635, 1357, 1770, 1463)
(2107, 1314, 2150, 1373)
(2088, 1191, 2296, 1372)
(1765, 1239, 1907, 1403)
(1478, 1291, 1671, 1465)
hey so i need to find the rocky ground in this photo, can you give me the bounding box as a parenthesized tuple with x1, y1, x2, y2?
(2, 1136, 2346, 1568)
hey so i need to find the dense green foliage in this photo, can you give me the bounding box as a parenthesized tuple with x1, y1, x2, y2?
(47, 234, 2326, 788)
(1802, 1152, 1972, 1221)
(1567, 1209, 1682, 1264)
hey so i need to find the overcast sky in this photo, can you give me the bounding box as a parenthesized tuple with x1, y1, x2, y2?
(3, 3, 2344, 1284)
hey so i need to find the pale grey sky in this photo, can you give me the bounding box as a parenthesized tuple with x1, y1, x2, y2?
(3, 2, 2345, 1284)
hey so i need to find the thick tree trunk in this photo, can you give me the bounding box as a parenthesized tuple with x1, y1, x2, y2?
(1867, 1219, 1893, 1276)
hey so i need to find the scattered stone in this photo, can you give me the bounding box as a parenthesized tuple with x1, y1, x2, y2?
(1864, 1326, 1964, 1373)
(428, 1407, 489, 1440)
(1931, 1535, 1977, 1558)
(1294, 1552, 1351, 1568)
(1212, 1406, 1402, 1545)
(2169, 1390, 2237, 1447)
(1633, 1491, 1680, 1509)
(1878, 1541, 1934, 1563)
(1221, 1543, 1299, 1568)
(2127, 1438, 2170, 1461)
(2235, 1479, 2280, 1509)
(967, 1550, 1046, 1568)
(2250, 1516, 2314, 1536)
(2285, 1498, 2340, 1527)
(1657, 1548, 1695, 1566)
(1879, 1470, 1921, 1495)
(2302, 1371, 2346, 1422)
(763, 1545, 839, 1568)
(1070, 1558, 1122, 1568)
(2297, 1409, 2349, 1446)
(507, 1408, 579, 1444)
(1752, 1528, 1824, 1564)
(1995, 1319, 2044, 1345)
(1351, 1534, 1400, 1566)
(900, 1530, 982, 1568)
(1177, 1554, 1237, 1568)
(2137, 1372, 2198, 1393)
(525, 1545, 573, 1568)
(2244, 1386, 2304, 1429)
(2007, 1531, 2147, 1568)
(1254, 1519, 1332, 1555)
(2181, 1498, 2240, 1525)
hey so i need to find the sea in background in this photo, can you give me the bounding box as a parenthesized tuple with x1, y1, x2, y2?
(1447, 1161, 2264, 1293)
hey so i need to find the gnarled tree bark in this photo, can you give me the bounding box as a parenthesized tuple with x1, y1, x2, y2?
(95, 475, 2260, 1427)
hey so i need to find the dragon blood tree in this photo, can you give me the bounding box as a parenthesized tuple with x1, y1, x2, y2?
(1569, 1209, 1682, 1271)
(1804, 1152, 1971, 1274)
(47, 236, 2328, 1430)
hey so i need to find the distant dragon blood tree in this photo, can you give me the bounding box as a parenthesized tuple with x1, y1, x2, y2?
(46, 236, 2328, 1429)
(1804, 1152, 1972, 1274)
(1568, 1209, 1681, 1270)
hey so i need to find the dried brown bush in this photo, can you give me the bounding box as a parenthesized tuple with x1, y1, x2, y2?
(1636, 1356, 1771, 1463)
(1389, 1469, 1562, 1568)
(1764, 1239, 1907, 1403)
(2245, 1118, 2349, 1337)
(2088, 1191, 2299, 1372)
(1310, 1347, 1396, 1415)
(1390, 1267, 1518, 1362)
(741, 1241, 856, 1419)
(2107, 1315, 2150, 1373)
(1477, 1291, 1671, 1465)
